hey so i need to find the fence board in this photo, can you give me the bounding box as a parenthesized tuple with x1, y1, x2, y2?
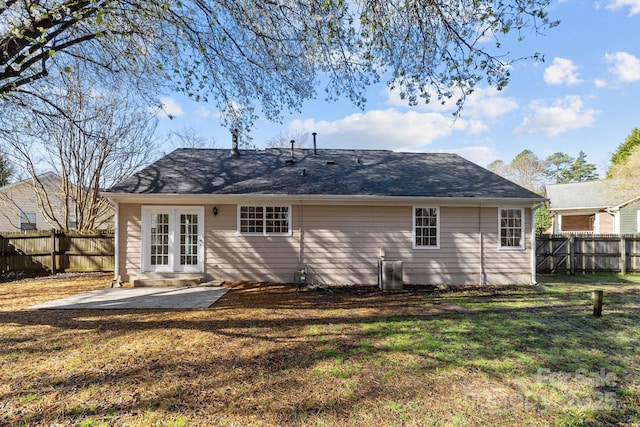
(536, 233, 640, 274)
(0, 230, 114, 274)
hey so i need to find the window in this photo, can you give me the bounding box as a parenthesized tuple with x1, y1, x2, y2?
(239, 205, 291, 236)
(19, 212, 37, 231)
(499, 208, 524, 249)
(414, 207, 439, 248)
(68, 215, 77, 230)
(150, 213, 170, 266)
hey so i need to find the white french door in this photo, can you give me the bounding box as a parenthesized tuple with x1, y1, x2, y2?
(142, 206, 204, 273)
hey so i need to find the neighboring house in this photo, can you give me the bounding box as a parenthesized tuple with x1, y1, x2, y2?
(0, 173, 65, 231)
(0, 172, 114, 231)
(105, 148, 545, 286)
(546, 180, 640, 234)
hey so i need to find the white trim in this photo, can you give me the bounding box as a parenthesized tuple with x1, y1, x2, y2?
(113, 200, 119, 280)
(107, 192, 543, 207)
(498, 207, 525, 250)
(637, 210, 640, 233)
(141, 206, 204, 273)
(412, 206, 440, 249)
(237, 204, 293, 237)
(530, 206, 537, 285)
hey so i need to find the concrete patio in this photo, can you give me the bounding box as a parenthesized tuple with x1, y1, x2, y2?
(30, 286, 229, 310)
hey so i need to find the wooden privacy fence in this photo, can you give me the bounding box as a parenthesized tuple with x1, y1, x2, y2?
(0, 230, 114, 274)
(536, 234, 640, 274)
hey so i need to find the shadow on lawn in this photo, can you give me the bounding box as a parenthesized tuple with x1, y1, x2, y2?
(1, 282, 638, 425)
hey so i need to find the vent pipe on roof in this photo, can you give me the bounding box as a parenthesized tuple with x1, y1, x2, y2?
(230, 129, 240, 157)
(290, 140, 295, 160)
(312, 132, 317, 155)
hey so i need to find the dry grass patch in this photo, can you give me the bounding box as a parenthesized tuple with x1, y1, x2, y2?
(1, 274, 639, 426)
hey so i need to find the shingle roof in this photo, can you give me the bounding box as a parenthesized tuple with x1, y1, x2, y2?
(107, 148, 543, 200)
(546, 180, 637, 210)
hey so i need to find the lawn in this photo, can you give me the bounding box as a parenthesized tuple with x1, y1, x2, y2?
(1, 273, 639, 426)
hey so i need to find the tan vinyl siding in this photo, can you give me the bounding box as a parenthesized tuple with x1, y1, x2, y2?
(118, 203, 141, 282)
(117, 202, 535, 285)
(481, 207, 533, 284)
(0, 182, 49, 231)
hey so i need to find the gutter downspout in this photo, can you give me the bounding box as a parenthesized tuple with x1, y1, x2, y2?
(531, 205, 537, 285)
(298, 200, 304, 268)
(479, 204, 485, 286)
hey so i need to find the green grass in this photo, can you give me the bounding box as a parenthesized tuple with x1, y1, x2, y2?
(2, 273, 639, 426)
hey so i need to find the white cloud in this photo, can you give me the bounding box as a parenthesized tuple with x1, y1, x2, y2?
(606, 0, 640, 15)
(196, 106, 215, 118)
(463, 87, 518, 119)
(384, 85, 517, 119)
(604, 51, 640, 82)
(152, 97, 185, 119)
(287, 109, 483, 151)
(544, 57, 582, 85)
(514, 96, 598, 136)
(594, 78, 608, 88)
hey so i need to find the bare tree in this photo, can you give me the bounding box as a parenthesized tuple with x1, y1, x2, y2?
(1, 1, 557, 135)
(1, 61, 160, 230)
(169, 127, 218, 150)
(266, 130, 309, 149)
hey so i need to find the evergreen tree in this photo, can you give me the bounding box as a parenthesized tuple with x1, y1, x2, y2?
(560, 150, 598, 182)
(543, 152, 573, 183)
(535, 202, 552, 234)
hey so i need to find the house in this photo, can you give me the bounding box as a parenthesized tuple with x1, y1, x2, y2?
(546, 180, 640, 234)
(105, 148, 545, 286)
(0, 173, 67, 231)
(0, 172, 114, 231)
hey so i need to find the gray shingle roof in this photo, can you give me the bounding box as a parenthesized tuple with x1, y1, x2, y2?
(546, 180, 636, 210)
(107, 148, 543, 200)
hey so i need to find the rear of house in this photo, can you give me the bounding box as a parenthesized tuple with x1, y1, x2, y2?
(106, 148, 544, 286)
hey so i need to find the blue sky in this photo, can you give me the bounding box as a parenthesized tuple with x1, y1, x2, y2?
(155, 0, 640, 175)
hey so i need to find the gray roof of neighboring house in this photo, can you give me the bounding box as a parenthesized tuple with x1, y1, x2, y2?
(546, 180, 628, 210)
(107, 148, 544, 200)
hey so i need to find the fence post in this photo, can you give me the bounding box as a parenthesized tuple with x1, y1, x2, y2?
(592, 290, 603, 317)
(568, 235, 574, 275)
(621, 235, 627, 275)
(50, 229, 56, 274)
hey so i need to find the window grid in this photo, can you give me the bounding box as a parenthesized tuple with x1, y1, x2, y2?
(180, 214, 198, 265)
(414, 207, 438, 248)
(150, 213, 169, 265)
(500, 208, 523, 248)
(240, 206, 289, 235)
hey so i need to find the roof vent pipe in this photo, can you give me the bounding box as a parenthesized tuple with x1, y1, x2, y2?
(230, 129, 240, 157)
(312, 132, 317, 155)
(290, 140, 295, 160)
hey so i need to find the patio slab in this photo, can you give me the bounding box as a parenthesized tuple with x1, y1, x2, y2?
(30, 286, 229, 310)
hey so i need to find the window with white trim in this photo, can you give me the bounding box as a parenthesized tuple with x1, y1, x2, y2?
(499, 208, 524, 249)
(239, 205, 291, 236)
(19, 212, 37, 231)
(413, 207, 439, 248)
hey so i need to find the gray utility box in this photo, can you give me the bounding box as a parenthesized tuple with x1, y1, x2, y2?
(378, 260, 403, 290)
